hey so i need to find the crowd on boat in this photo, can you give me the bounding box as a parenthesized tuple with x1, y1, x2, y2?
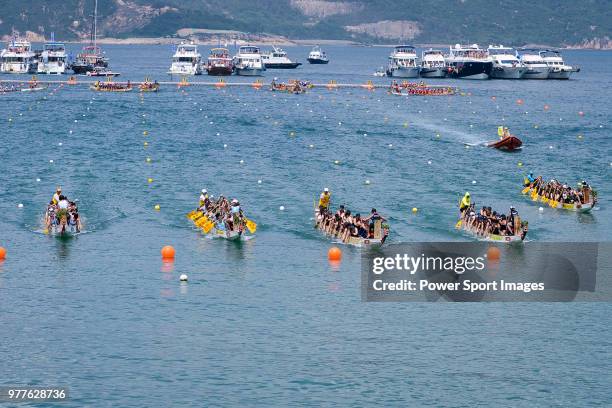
(523, 174, 596, 206)
(270, 78, 311, 93)
(458, 193, 528, 240)
(315, 189, 389, 245)
(189, 189, 256, 237)
(44, 186, 82, 234)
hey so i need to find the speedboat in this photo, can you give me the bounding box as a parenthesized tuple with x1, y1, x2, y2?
(518, 49, 550, 79)
(540, 50, 579, 79)
(205, 48, 233, 76)
(386, 45, 420, 78)
(307, 46, 329, 64)
(487, 136, 522, 151)
(233, 45, 265, 76)
(0, 37, 36, 74)
(262, 46, 301, 69)
(445, 44, 492, 79)
(487, 45, 525, 79)
(36, 36, 67, 75)
(168, 42, 202, 75)
(420, 49, 446, 78)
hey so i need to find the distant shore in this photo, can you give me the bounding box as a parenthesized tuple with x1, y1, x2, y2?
(3, 33, 610, 50)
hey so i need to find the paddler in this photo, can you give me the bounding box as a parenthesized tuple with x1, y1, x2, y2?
(318, 188, 331, 212)
(524, 172, 536, 186)
(459, 192, 471, 214)
(199, 189, 209, 207)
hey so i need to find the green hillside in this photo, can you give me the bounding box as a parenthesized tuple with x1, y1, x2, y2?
(0, 0, 609, 47)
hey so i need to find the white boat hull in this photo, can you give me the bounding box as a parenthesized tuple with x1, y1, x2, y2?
(235, 67, 265, 76)
(167, 64, 202, 76)
(548, 69, 572, 79)
(388, 66, 420, 78)
(491, 66, 524, 79)
(522, 67, 550, 79)
(419, 67, 446, 78)
(37, 63, 66, 75)
(0, 62, 34, 74)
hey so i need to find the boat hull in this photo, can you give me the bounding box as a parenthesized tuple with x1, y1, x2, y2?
(548, 70, 571, 80)
(387, 66, 420, 78)
(206, 67, 233, 76)
(522, 67, 550, 79)
(235, 67, 265, 76)
(491, 66, 524, 79)
(419, 67, 446, 78)
(446, 61, 492, 79)
(307, 58, 329, 64)
(459, 223, 526, 243)
(264, 62, 301, 69)
(487, 136, 523, 151)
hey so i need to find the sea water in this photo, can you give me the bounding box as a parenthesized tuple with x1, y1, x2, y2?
(0, 45, 610, 406)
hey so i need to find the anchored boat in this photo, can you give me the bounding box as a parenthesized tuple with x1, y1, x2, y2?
(0, 37, 36, 74)
(420, 49, 447, 78)
(262, 46, 301, 69)
(206, 48, 233, 76)
(168, 42, 203, 76)
(386, 45, 420, 78)
(234, 46, 266, 76)
(307, 46, 329, 64)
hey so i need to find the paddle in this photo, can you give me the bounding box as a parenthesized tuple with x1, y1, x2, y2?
(521, 186, 530, 194)
(201, 219, 215, 234)
(244, 218, 257, 234)
(455, 219, 463, 229)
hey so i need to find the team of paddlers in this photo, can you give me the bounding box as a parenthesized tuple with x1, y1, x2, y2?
(523, 173, 596, 206)
(389, 80, 455, 96)
(187, 189, 257, 237)
(44, 186, 82, 234)
(458, 192, 528, 241)
(315, 188, 389, 245)
(270, 78, 312, 94)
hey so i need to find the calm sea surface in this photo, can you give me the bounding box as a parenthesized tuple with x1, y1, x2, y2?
(0, 45, 611, 406)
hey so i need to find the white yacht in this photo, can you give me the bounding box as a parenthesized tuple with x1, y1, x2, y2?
(419, 49, 446, 78)
(540, 50, 579, 79)
(0, 37, 36, 74)
(445, 44, 492, 79)
(518, 49, 550, 79)
(262, 46, 301, 69)
(307, 46, 329, 64)
(386, 45, 419, 78)
(233, 45, 265, 76)
(167, 42, 202, 75)
(487, 45, 525, 79)
(36, 39, 67, 75)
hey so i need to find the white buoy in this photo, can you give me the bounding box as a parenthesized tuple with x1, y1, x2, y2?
(472, 180, 477, 184)
(36, 178, 41, 182)
(257, 180, 262, 184)
(74, 119, 78, 123)
(216, 132, 220, 136)
(549, 145, 554, 149)
(279, 205, 285, 211)
(309, 144, 314, 148)
(49, 159, 54, 163)
(334, 160, 340, 165)
(388, 144, 393, 148)
(17, 203, 23, 208)
(209, 121, 213, 124)
(69, 130, 73, 134)
(240, 160, 244, 164)
(223, 144, 227, 148)
(363, 133, 367, 136)
(427, 160, 432, 165)
(365, 179, 371, 185)
(539, 207, 544, 212)
(179, 274, 188, 282)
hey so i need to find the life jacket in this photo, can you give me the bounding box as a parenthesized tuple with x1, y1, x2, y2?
(318, 193, 330, 208)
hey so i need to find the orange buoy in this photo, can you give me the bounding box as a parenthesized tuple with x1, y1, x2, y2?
(161, 245, 175, 260)
(328, 247, 342, 262)
(0, 246, 6, 260)
(487, 246, 501, 261)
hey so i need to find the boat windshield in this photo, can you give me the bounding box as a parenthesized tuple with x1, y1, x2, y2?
(240, 47, 259, 54)
(44, 43, 65, 52)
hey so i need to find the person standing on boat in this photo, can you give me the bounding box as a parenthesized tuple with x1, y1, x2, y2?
(199, 189, 208, 207)
(363, 208, 386, 238)
(459, 192, 471, 215)
(318, 188, 331, 212)
(52, 186, 62, 205)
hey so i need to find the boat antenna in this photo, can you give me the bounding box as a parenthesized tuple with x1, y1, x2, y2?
(93, 0, 98, 49)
